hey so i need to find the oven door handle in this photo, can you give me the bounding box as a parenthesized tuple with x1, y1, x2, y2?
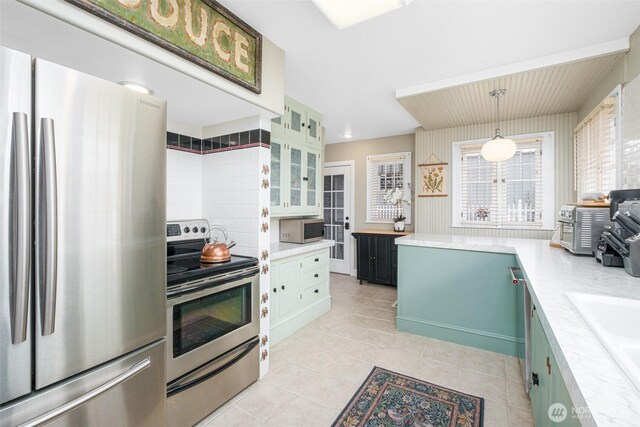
(167, 337, 259, 397)
(167, 268, 259, 299)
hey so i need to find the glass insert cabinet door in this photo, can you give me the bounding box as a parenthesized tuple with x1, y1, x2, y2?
(306, 151, 317, 207)
(290, 146, 302, 207)
(271, 141, 282, 206)
(172, 283, 252, 358)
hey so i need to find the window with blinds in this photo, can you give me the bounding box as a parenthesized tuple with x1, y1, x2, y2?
(574, 93, 618, 198)
(366, 152, 412, 223)
(621, 77, 640, 189)
(453, 133, 554, 229)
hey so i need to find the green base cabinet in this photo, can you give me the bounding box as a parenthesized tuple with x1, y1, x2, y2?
(530, 307, 581, 426)
(396, 245, 524, 356)
(270, 248, 331, 345)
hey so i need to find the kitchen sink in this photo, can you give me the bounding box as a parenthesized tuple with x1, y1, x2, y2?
(567, 292, 640, 391)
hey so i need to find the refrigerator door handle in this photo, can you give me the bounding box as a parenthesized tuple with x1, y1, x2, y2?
(18, 357, 151, 427)
(10, 112, 31, 344)
(37, 117, 58, 336)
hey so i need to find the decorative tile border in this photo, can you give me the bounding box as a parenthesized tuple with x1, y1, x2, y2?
(167, 129, 270, 155)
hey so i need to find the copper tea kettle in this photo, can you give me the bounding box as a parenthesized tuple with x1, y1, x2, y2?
(200, 225, 236, 263)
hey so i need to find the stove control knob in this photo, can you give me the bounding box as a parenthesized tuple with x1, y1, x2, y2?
(184, 227, 190, 233)
(200, 227, 206, 233)
(193, 228, 199, 233)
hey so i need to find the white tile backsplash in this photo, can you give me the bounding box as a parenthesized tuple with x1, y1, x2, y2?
(167, 149, 202, 220)
(270, 218, 280, 242)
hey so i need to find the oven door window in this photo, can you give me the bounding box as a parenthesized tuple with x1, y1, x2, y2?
(561, 223, 573, 247)
(173, 283, 252, 358)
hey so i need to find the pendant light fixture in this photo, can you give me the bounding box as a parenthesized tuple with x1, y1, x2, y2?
(481, 89, 516, 162)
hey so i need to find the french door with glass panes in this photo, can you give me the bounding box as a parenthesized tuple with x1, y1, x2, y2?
(323, 165, 352, 274)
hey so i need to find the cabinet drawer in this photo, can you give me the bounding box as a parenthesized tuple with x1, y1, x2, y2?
(302, 267, 329, 290)
(301, 281, 329, 305)
(301, 250, 329, 271)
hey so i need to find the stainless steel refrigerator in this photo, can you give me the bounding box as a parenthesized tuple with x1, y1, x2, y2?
(0, 45, 167, 426)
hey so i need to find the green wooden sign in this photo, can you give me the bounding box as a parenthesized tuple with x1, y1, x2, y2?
(65, 0, 262, 93)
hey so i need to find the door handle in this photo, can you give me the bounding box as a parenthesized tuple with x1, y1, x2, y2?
(10, 112, 31, 344)
(508, 266, 522, 285)
(19, 358, 151, 427)
(37, 118, 58, 336)
(344, 222, 350, 230)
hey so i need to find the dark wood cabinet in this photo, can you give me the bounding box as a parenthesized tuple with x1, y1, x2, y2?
(352, 230, 411, 286)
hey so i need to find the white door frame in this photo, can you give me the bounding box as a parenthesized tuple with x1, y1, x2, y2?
(324, 161, 356, 276)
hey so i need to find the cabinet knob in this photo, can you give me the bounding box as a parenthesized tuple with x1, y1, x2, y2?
(303, 177, 308, 181)
(314, 258, 319, 262)
(314, 273, 319, 278)
(273, 288, 277, 293)
(281, 285, 285, 290)
(314, 289, 319, 293)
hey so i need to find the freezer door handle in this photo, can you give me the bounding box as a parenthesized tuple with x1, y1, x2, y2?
(18, 357, 151, 427)
(10, 112, 31, 344)
(36, 118, 58, 336)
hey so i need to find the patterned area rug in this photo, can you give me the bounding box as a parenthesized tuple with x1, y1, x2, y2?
(333, 367, 484, 427)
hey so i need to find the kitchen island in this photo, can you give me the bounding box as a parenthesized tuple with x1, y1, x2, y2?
(395, 233, 640, 426)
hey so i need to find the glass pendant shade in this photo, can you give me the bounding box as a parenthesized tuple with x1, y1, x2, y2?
(481, 89, 516, 161)
(481, 133, 517, 161)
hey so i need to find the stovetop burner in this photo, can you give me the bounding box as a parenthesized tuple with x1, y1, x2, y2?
(166, 238, 258, 287)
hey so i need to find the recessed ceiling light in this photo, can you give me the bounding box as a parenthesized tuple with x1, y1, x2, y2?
(118, 81, 154, 95)
(312, 0, 414, 29)
(343, 133, 353, 139)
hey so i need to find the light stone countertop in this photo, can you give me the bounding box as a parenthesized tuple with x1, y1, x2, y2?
(270, 239, 335, 261)
(396, 233, 640, 427)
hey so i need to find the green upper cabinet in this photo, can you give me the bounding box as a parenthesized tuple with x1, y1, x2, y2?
(305, 107, 322, 146)
(271, 116, 284, 139)
(270, 140, 286, 212)
(270, 140, 321, 217)
(285, 98, 306, 145)
(270, 96, 323, 217)
(290, 146, 303, 208)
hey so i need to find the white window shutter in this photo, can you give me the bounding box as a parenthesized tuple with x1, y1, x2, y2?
(622, 76, 640, 189)
(575, 96, 618, 197)
(366, 152, 412, 223)
(456, 136, 550, 229)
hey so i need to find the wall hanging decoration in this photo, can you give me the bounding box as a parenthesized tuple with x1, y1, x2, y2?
(418, 154, 448, 197)
(65, 0, 262, 93)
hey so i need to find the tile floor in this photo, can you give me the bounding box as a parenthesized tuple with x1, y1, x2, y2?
(198, 273, 534, 426)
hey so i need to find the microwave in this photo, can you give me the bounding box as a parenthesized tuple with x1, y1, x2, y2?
(280, 218, 324, 243)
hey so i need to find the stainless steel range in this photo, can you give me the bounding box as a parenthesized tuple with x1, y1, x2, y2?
(165, 219, 260, 426)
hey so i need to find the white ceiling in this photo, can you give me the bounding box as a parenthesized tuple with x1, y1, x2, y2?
(398, 52, 625, 130)
(1, 1, 639, 142)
